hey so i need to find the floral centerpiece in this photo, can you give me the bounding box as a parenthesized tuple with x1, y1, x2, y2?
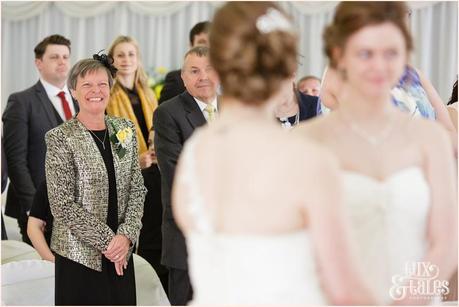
(148, 66, 168, 100)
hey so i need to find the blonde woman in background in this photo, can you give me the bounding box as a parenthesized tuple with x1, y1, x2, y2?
(107, 36, 168, 292)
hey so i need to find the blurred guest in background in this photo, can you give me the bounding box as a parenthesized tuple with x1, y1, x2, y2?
(2, 34, 77, 245)
(154, 45, 219, 305)
(275, 78, 319, 129)
(297, 75, 321, 96)
(158, 21, 211, 104)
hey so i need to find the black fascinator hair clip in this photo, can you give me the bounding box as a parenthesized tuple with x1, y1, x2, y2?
(93, 49, 118, 77)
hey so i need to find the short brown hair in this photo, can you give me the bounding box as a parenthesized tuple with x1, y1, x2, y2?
(210, 2, 297, 105)
(324, 1, 413, 68)
(189, 21, 211, 45)
(34, 34, 71, 59)
(68, 59, 114, 90)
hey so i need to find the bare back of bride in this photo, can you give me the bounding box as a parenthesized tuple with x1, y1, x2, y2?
(172, 2, 376, 305)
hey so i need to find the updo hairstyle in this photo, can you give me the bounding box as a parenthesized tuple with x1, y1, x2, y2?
(209, 2, 298, 105)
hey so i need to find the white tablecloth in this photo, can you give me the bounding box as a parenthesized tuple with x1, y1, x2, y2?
(1, 240, 41, 264)
(1, 240, 169, 305)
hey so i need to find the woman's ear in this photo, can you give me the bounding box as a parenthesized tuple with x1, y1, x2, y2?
(332, 47, 343, 70)
(332, 47, 348, 81)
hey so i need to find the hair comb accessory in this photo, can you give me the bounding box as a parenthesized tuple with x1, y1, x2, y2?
(256, 8, 294, 34)
(93, 49, 118, 77)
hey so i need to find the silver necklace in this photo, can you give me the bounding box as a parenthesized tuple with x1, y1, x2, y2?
(340, 111, 396, 146)
(88, 129, 108, 150)
(76, 117, 108, 150)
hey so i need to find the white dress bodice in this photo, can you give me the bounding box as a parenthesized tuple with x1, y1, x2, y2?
(342, 167, 430, 304)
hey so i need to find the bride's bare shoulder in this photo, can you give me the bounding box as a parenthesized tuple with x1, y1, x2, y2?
(293, 114, 335, 140)
(283, 128, 339, 167)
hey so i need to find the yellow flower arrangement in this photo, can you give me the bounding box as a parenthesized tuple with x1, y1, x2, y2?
(110, 122, 134, 158)
(148, 66, 168, 100)
(116, 128, 133, 148)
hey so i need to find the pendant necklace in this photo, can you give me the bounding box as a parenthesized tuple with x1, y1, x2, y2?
(339, 110, 396, 147)
(88, 129, 108, 150)
(76, 117, 108, 150)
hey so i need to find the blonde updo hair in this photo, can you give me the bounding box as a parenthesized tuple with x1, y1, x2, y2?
(209, 2, 298, 106)
(324, 1, 413, 68)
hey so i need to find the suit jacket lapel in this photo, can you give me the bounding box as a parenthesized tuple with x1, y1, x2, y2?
(182, 92, 207, 129)
(35, 80, 60, 127)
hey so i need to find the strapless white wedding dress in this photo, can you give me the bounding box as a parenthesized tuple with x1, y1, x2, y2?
(342, 166, 430, 304)
(179, 135, 327, 305)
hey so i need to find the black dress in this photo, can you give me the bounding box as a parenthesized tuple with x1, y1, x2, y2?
(54, 129, 136, 306)
(121, 85, 169, 293)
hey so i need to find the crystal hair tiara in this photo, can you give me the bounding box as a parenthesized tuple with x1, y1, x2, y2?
(256, 8, 294, 34)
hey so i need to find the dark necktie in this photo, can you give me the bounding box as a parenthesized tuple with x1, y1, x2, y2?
(57, 91, 72, 121)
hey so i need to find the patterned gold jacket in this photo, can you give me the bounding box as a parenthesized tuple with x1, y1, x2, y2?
(45, 116, 147, 271)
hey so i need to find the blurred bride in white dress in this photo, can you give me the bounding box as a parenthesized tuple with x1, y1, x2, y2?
(295, 2, 457, 305)
(172, 2, 376, 305)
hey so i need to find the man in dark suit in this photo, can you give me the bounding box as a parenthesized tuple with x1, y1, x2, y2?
(158, 21, 211, 104)
(275, 80, 319, 129)
(153, 46, 219, 305)
(2, 34, 78, 244)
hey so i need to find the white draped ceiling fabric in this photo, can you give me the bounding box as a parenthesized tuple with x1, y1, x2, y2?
(1, 1, 457, 110)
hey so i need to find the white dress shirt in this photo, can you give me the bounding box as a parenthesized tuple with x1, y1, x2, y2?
(40, 78, 76, 121)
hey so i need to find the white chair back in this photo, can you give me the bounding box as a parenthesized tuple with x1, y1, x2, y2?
(2, 259, 54, 305)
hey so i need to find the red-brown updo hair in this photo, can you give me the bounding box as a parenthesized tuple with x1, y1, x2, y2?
(324, 1, 414, 68)
(209, 2, 298, 105)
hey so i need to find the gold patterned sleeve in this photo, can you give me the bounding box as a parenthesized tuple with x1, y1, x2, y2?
(116, 120, 147, 245)
(45, 128, 115, 252)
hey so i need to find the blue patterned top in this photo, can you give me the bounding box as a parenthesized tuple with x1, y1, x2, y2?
(391, 66, 436, 119)
(317, 66, 436, 119)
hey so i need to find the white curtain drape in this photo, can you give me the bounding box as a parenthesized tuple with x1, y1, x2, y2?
(2, 1, 457, 110)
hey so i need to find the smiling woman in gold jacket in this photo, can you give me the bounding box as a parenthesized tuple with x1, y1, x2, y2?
(45, 55, 146, 305)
